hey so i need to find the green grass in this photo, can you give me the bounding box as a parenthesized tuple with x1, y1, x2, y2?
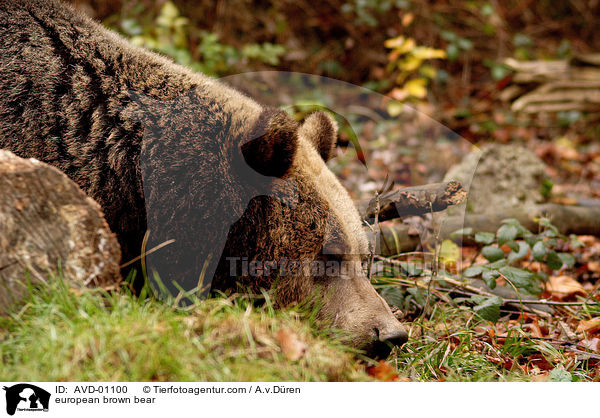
(0, 277, 368, 381)
(2, 275, 596, 381)
(388, 305, 598, 382)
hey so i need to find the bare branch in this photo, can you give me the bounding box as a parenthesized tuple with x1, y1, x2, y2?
(359, 181, 466, 222)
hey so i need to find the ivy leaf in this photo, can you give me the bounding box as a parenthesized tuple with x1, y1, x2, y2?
(473, 296, 503, 323)
(482, 246, 505, 262)
(482, 269, 499, 289)
(499, 266, 534, 288)
(557, 252, 576, 268)
(501, 218, 528, 235)
(508, 241, 530, 263)
(486, 259, 508, 269)
(474, 232, 495, 245)
(569, 235, 585, 248)
(545, 250, 563, 270)
(505, 240, 520, 252)
(532, 241, 547, 261)
(497, 224, 518, 246)
(463, 265, 484, 278)
(525, 234, 538, 247)
(538, 217, 562, 238)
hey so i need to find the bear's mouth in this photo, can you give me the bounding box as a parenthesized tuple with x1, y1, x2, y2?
(363, 339, 395, 359)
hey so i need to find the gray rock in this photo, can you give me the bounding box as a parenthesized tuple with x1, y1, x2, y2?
(444, 144, 547, 216)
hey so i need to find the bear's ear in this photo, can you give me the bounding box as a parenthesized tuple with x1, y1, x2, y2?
(240, 109, 299, 178)
(299, 111, 338, 162)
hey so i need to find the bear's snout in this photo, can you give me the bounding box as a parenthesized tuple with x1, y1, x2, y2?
(378, 326, 409, 347)
(365, 323, 409, 359)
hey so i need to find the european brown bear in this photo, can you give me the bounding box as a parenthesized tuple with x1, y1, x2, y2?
(0, 0, 408, 357)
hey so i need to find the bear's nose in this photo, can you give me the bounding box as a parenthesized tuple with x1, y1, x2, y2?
(378, 327, 409, 347)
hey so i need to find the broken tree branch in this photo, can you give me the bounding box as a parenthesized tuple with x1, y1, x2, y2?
(359, 181, 466, 222)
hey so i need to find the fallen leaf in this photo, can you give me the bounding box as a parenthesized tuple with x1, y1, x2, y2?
(527, 354, 554, 371)
(581, 338, 600, 353)
(524, 321, 544, 338)
(577, 318, 600, 334)
(545, 275, 586, 300)
(366, 360, 400, 381)
(276, 329, 307, 361)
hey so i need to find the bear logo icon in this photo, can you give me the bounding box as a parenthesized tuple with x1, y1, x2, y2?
(3, 384, 50, 415)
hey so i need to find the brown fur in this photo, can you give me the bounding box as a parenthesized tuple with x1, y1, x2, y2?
(299, 111, 338, 162)
(0, 0, 407, 356)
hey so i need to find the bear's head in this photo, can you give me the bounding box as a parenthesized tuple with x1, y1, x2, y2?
(134, 88, 408, 358)
(213, 108, 409, 358)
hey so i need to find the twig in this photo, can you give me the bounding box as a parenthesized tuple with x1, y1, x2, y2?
(501, 299, 599, 306)
(437, 274, 551, 318)
(509, 336, 600, 358)
(422, 202, 439, 321)
(0, 261, 17, 272)
(366, 191, 380, 281)
(120, 238, 176, 268)
(564, 347, 600, 361)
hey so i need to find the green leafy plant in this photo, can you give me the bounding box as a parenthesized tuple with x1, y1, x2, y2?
(116, 2, 285, 77)
(375, 217, 582, 324)
(457, 218, 580, 322)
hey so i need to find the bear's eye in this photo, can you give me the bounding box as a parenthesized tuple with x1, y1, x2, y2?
(325, 252, 345, 264)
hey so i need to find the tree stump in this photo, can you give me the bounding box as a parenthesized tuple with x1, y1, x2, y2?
(0, 150, 121, 313)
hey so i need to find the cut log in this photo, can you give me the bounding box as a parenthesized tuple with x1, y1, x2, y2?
(0, 150, 121, 313)
(438, 204, 600, 239)
(359, 181, 466, 222)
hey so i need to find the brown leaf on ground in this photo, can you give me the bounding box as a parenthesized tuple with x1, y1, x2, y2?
(485, 354, 519, 371)
(526, 354, 554, 372)
(545, 275, 586, 300)
(577, 318, 600, 334)
(581, 338, 600, 353)
(523, 321, 544, 338)
(366, 360, 401, 381)
(276, 328, 307, 361)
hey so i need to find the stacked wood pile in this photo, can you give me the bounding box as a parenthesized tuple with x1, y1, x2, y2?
(502, 54, 600, 114)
